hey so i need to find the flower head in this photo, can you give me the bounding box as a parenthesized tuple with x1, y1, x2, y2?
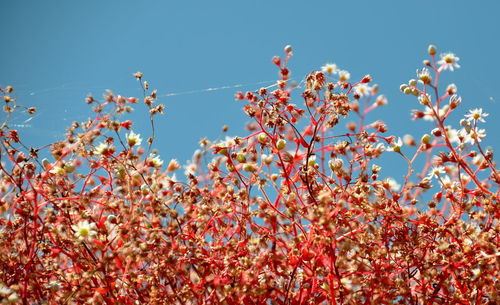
(338, 70, 350, 82)
(462, 127, 486, 145)
(385, 177, 401, 192)
(94, 142, 109, 155)
(71, 220, 97, 241)
(386, 137, 403, 153)
(321, 63, 337, 75)
(428, 166, 445, 179)
(148, 153, 164, 168)
(166, 159, 181, 172)
(353, 84, 372, 98)
(437, 53, 460, 71)
(126, 130, 142, 147)
(465, 108, 489, 123)
(417, 68, 432, 84)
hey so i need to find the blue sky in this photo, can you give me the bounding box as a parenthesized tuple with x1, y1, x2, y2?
(2, 0, 499, 181)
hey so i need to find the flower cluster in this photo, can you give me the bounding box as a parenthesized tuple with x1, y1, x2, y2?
(0, 45, 498, 304)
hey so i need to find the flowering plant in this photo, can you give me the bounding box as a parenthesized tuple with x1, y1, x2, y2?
(0, 45, 498, 304)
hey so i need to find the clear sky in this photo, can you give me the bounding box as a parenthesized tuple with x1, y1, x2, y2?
(2, 0, 499, 180)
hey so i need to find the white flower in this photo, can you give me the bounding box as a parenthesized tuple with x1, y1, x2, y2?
(465, 108, 489, 123)
(386, 137, 403, 153)
(428, 166, 445, 179)
(465, 128, 487, 144)
(94, 142, 109, 155)
(328, 158, 343, 171)
(375, 95, 388, 106)
(386, 177, 401, 192)
(71, 220, 97, 241)
(184, 162, 197, 176)
(0, 284, 12, 296)
(166, 159, 181, 172)
(437, 53, 460, 71)
(338, 70, 350, 82)
(375, 143, 386, 153)
(422, 105, 449, 121)
(445, 126, 460, 144)
(417, 68, 432, 84)
(148, 154, 164, 168)
(261, 154, 274, 165)
(438, 175, 452, 188)
(321, 63, 337, 75)
(126, 130, 142, 147)
(354, 84, 372, 98)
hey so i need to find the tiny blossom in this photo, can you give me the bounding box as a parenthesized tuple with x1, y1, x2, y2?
(446, 83, 457, 94)
(353, 84, 371, 98)
(445, 126, 460, 144)
(375, 143, 386, 153)
(184, 162, 197, 176)
(261, 154, 274, 165)
(321, 63, 337, 75)
(148, 154, 164, 168)
(94, 142, 109, 155)
(417, 68, 432, 84)
(428, 166, 445, 179)
(71, 220, 97, 241)
(423, 105, 449, 121)
(465, 128, 486, 144)
(418, 94, 431, 106)
(472, 154, 485, 166)
(0, 284, 12, 296)
(386, 177, 401, 191)
(465, 108, 489, 123)
(438, 175, 452, 188)
(166, 159, 181, 172)
(338, 70, 350, 82)
(328, 158, 343, 171)
(386, 137, 402, 153)
(437, 52, 460, 71)
(375, 95, 388, 106)
(126, 130, 142, 146)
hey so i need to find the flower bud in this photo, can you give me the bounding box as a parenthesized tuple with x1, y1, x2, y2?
(421, 134, 431, 144)
(262, 154, 274, 165)
(361, 74, 372, 83)
(400, 84, 408, 92)
(432, 128, 442, 137)
(403, 134, 415, 146)
(258, 133, 268, 144)
(403, 87, 412, 95)
(226, 162, 235, 172)
(428, 44, 437, 56)
(64, 163, 76, 173)
(236, 152, 246, 163)
(409, 79, 417, 86)
(418, 95, 430, 106)
(446, 83, 457, 95)
(284, 45, 293, 53)
(243, 163, 257, 172)
(276, 138, 286, 150)
(449, 94, 461, 109)
(329, 158, 343, 172)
